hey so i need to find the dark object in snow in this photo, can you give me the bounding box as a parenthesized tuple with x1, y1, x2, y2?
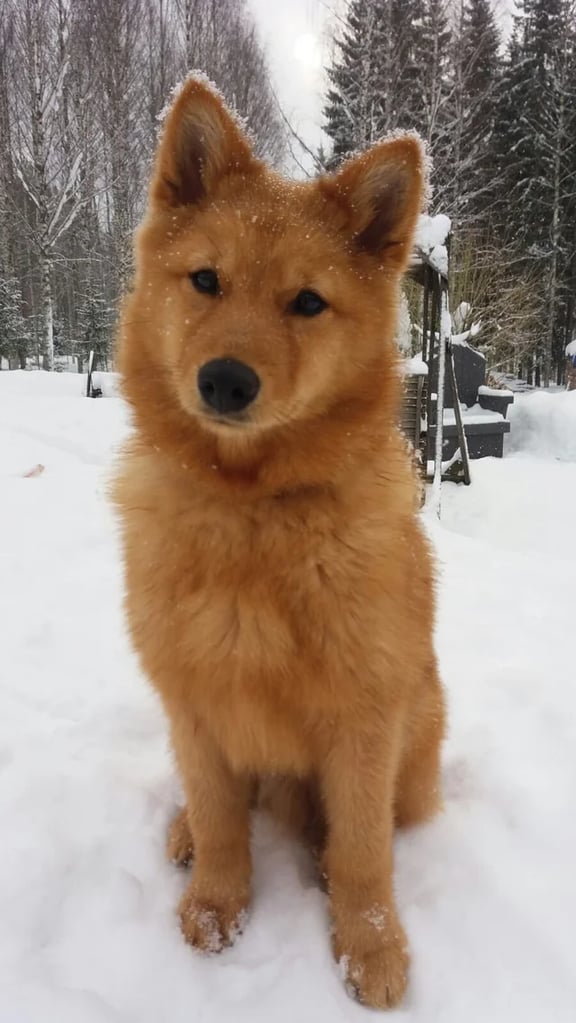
(86, 349, 103, 398)
(476, 390, 514, 418)
(428, 417, 510, 461)
(445, 345, 485, 409)
(406, 236, 471, 487)
(403, 228, 514, 476)
(436, 344, 513, 460)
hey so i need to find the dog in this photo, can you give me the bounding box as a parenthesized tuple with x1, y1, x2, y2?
(113, 76, 445, 1010)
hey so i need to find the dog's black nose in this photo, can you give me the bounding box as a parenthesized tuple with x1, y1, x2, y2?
(197, 358, 260, 415)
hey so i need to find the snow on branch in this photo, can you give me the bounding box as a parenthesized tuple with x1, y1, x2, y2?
(414, 213, 451, 276)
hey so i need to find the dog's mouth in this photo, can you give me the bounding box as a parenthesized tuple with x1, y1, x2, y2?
(201, 410, 248, 427)
(197, 406, 255, 431)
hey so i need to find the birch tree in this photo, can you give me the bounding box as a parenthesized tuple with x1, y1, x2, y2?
(0, 0, 284, 370)
(9, 0, 96, 369)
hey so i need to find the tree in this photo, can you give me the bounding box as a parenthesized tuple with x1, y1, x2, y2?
(0, 273, 30, 368)
(0, 0, 285, 370)
(7, 0, 99, 370)
(454, 0, 502, 223)
(324, 0, 387, 162)
(77, 293, 113, 370)
(325, 0, 436, 163)
(176, 0, 285, 165)
(322, 0, 576, 383)
(493, 0, 576, 381)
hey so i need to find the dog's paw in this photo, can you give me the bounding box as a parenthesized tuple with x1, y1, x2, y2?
(178, 886, 248, 954)
(334, 917, 409, 1009)
(166, 807, 194, 866)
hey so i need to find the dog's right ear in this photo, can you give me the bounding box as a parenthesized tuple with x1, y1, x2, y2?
(151, 77, 257, 209)
(320, 135, 426, 271)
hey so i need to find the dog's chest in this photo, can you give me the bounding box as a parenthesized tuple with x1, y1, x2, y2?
(170, 504, 355, 673)
(128, 485, 402, 771)
(141, 490, 380, 669)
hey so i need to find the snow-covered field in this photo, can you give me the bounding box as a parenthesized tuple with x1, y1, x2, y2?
(1, 371, 575, 1023)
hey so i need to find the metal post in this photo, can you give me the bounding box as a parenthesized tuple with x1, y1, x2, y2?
(86, 349, 94, 398)
(430, 276, 448, 516)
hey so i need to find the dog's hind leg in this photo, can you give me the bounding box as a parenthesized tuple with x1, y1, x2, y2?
(167, 807, 195, 866)
(394, 662, 445, 828)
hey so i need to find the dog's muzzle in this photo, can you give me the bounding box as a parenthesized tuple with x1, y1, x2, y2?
(198, 358, 260, 415)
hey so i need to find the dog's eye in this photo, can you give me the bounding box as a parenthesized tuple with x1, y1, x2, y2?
(190, 269, 220, 295)
(291, 290, 328, 317)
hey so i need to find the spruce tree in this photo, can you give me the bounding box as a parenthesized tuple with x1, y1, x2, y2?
(416, 0, 452, 204)
(493, 0, 576, 379)
(0, 273, 29, 368)
(459, 0, 502, 222)
(77, 293, 112, 370)
(324, 0, 434, 164)
(324, 0, 388, 162)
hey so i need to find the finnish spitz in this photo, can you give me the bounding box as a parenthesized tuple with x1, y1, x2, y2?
(113, 77, 445, 1009)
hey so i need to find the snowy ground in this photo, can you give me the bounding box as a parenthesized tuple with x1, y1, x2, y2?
(1, 372, 575, 1023)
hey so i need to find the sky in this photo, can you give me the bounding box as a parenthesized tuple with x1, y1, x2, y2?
(247, 0, 335, 166)
(247, 0, 516, 171)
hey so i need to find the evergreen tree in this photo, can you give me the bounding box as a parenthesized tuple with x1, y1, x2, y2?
(322, 0, 576, 382)
(415, 0, 452, 204)
(324, 0, 432, 164)
(395, 0, 427, 130)
(498, 1, 565, 239)
(324, 0, 388, 162)
(493, 0, 576, 380)
(458, 0, 502, 222)
(418, 0, 452, 141)
(77, 293, 113, 370)
(0, 273, 30, 368)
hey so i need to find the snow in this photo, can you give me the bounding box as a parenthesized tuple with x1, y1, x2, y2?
(1, 373, 575, 1023)
(396, 291, 412, 355)
(415, 213, 451, 251)
(565, 338, 576, 358)
(90, 371, 121, 398)
(414, 214, 451, 277)
(443, 404, 505, 426)
(451, 323, 481, 345)
(507, 388, 576, 462)
(451, 329, 484, 353)
(402, 356, 428, 376)
(451, 301, 470, 333)
(440, 304, 452, 342)
(477, 385, 513, 398)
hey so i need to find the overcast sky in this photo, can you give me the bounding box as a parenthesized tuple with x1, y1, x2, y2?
(247, 0, 516, 169)
(247, 0, 335, 162)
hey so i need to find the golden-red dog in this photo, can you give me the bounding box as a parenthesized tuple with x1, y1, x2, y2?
(113, 77, 445, 1009)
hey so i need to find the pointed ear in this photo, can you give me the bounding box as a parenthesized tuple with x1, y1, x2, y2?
(320, 135, 427, 270)
(151, 77, 257, 208)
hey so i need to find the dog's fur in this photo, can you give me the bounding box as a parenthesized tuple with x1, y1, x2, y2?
(113, 78, 445, 1009)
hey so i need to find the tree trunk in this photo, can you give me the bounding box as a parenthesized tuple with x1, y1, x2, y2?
(545, 93, 563, 388)
(40, 249, 54, 371)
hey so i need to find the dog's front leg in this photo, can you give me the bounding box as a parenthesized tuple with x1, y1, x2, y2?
(321, 720, 409, 1009)
(170, 715, 252, 953)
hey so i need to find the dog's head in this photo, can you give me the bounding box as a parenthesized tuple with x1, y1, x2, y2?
(119, 77, 425, 486)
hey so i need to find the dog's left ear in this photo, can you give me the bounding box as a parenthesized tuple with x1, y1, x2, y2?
(321, 135, 426, 270)
(151, 76, 258, 209)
